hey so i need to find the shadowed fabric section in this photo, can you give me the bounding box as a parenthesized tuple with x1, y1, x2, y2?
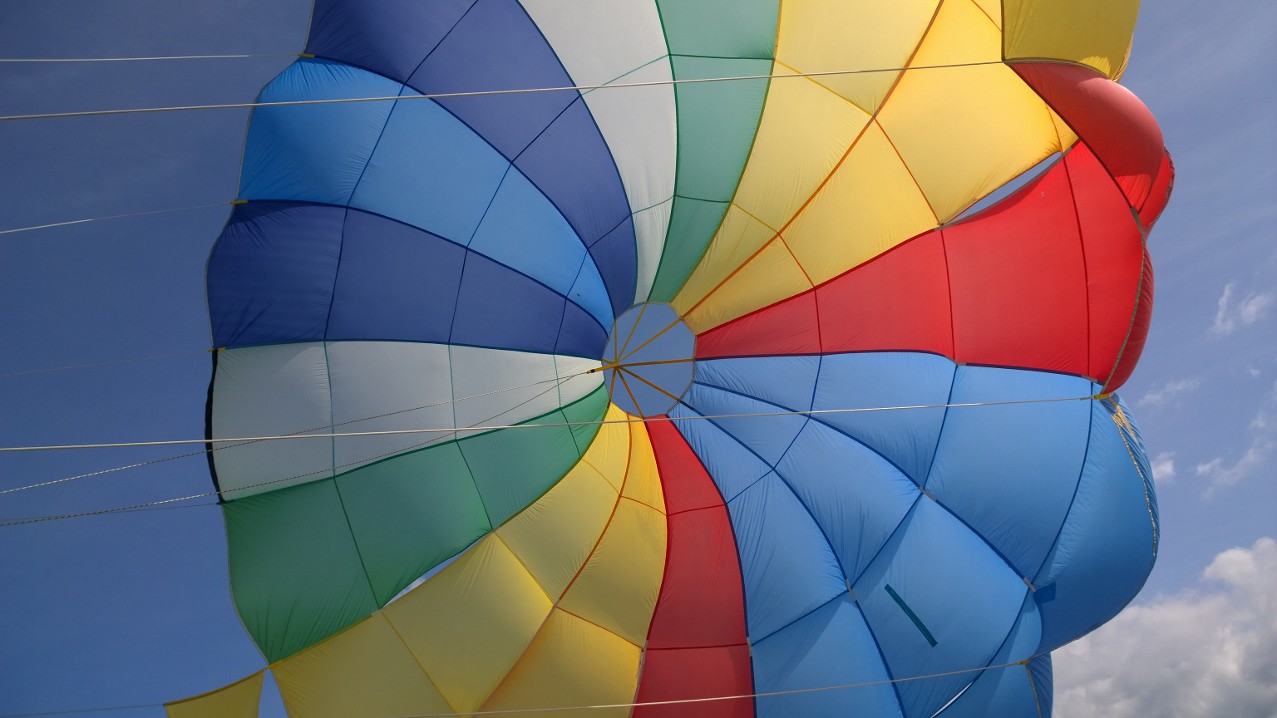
(636, 420, 753, 718)
(695, 143, 1150, 391)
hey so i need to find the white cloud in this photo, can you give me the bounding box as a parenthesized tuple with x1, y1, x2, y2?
(1212, 282, 1275, 336)
(1196, 410, 1276, 496)
(1150, 452, 1176, 484)
(1053, 537, 1277, 718)
(1138, 378, 1200, 408)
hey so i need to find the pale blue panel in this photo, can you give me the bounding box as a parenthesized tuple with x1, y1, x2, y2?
(727, 474, 847, 640)
(857, 500, 1027, 718)
(753, 594, 903, 718)
(240, 59, 400, 204)
(812, 352, 955, 484)
(349, 94, 508, 245)
(776, 420, 920, 581)
(926, 366, 1094, 578)
(694, 355, 821, 413)
(670, 404, 772, 502)
(680, 383, 808, 467)
(1033, 396, 1158, 652)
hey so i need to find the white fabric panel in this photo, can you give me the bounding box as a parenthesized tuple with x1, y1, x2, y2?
(326, 341, 455, 474)
(520, 0, 676, 304)
(450, 345, 602, 440)
(213, 342, 602, 500)
(212, 343, 335, 498)
(632, 198, 673, 304)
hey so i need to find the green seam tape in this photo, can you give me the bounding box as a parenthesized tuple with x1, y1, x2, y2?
(884, 583, 937, 647)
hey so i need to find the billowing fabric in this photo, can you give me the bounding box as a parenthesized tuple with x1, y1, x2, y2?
(183, 1, 1171, 716)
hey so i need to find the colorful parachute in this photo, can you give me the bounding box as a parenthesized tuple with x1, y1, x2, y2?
(175, 1, 1173, 716)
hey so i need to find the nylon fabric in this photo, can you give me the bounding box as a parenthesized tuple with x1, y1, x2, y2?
(164, 671, 264, 718)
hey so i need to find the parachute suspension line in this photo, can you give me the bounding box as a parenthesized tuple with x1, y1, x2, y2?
(0, 53, 296, 63)
(0, 202, 232, 236)
(0, 59, 1006, 123)
(0, 349, 212, 379)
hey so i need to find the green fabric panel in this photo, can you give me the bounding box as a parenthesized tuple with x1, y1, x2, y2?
(460, 385, 608, 527)
(564, 382, 610, 452)
(647, 55, 772, 302)
(224, 480, 379, 662)
(647, 197, 730, 302)
(336, 441, 492, 604)
(657, 0, 779, 58)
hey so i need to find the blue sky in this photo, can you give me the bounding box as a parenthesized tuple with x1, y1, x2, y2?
(1, 2, 1273, 716)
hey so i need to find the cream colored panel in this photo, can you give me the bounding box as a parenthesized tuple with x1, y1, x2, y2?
(1004, 0, 1140, 78)
(385, 535, 553, 712)
(621, 424, 665, 513)
(776, 0, 940, 113)
(672, 204, 780, 315)
(271, 615, 452, 718)
(166, 671, 263, 718)
(632, 198, 674, 304)
(450, 345, 601, 440)
(732, 65, 873, 230)
(784, 120, 938, 285)
(557, 500, 667, 645)
(482, 609, 640, 718)
(498, 459, 618, 601)
(677, 238, 813, 334)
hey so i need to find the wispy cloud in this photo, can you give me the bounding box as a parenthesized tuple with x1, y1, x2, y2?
(1196, 402, 1276, 496)
(1149, 452, 1176, 484)
(1138, 378, 1200, 408)
(1054, 537, 1277, 718)
(1211, 282, 1274, 336)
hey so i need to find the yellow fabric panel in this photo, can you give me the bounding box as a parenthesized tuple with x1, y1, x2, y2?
(1050, 107, 1080, 153)
(877, 0, 1062, 222)
(776, 0, 940, 113)
(271, 614, 452, 718)
(970, 0, 1002, 30)
(497, 458, 618, 601)
(1003, 0, 1140, 79)
(557, 499, 666, 645)
(729, 65, 872, 232)
(677, 237, 813, 334)
(165, 671, 263, 718)
(584, 405, 633, 490)
(481, 609, 640, 718)
(670, 204, 780, 320)
(784, 120, 937, 285)
(384, 534, 553, 713)
(621, 423, 665, 513)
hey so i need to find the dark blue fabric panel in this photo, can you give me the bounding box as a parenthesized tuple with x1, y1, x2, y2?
(669, 404, 772, 502)
(813, 353, 955, 484)
(776, 420, 919, 583)
(582, 213, 637, 315)
(856, 500, 1027, 718)
(752, 595, 903, 718)
(726, 473, 847, 641)
(1029, 654, 1053, 715)
(305, 0, 474, 81)
(935, 595, 1043, 718)
(1033, 397, 1157, 653)
(325, 210, 464, 342)
(239, 59, 399, 205)
(449, 252, 607, 358)
(926, 366, 1093, 578)
(208, 202, 345, 348)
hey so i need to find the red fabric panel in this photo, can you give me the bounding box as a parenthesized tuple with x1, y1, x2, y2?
(945, 155, 1089, 375)
(1063, 145, 1148, 388)
(1012, 61, 1166, 211)
(1105, 250, 1154, 392)
(1139, 150, 1176, 228)
(635, 646, 754, 718)
(695, 290, 821, 359)
(640, 421, 753, 717)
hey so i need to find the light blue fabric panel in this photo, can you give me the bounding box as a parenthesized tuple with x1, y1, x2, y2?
(856, 500, 1028, 718)
(935, 595, 1043, 717)
(240, 59, 400, 204)
(776, 419, 919, 583)
(752, 594, 904, 718)
(694, 355, 821, 413)
(1033, 396, 1158, 652)
(727, 473, 847, 641)
(348, 95, 508, 244)
(469, 168, 612, 326)
(670, 404, 773, 502)
(680, 383, 809, 467)
(926, 366, 1093, 578)
(812, 352, 955, 484)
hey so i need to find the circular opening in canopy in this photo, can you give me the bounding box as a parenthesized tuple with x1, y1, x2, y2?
(601, 303, 695, 418)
